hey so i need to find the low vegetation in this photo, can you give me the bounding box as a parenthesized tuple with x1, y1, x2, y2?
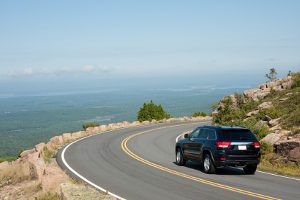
(0, 156, 17, 163)
(257, 142, 300, 177)
(291, 72, 300, 88)
(192, 111, 207, 117)
(258, 160, 300, 178)
(82, 122, 100, 131)
(137, 100, 172, 122)
(34, 192, 62, 200)
(0, 162, 32, 187)
(42, 146, 56, 163)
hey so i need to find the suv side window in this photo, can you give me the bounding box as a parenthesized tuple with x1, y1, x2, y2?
(198, 128, 209, 139)
(190, 128, 200, 138)
(207, 129, 216, 140)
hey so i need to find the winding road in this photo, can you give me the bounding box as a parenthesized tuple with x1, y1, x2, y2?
(57, 121, 300, 200)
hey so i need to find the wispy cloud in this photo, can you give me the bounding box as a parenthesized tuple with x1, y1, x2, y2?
(24, 68, 34, 75)
(39, 67, 54, 75)
(8, 71, 18, 77)
(59, 66, 74, 73)
(7, 65, 112, 77)
(82, 65, 95, 72)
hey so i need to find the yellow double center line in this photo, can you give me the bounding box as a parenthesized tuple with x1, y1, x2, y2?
(121, 123, 282, 200)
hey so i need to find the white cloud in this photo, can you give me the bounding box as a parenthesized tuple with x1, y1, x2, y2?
(39, 67, 53, 74)
(6, 65, 112, 78)
(59, 66, 74, 73)
(82, 65, 96, 72)
(8, 71, 18, 77)
(99, 66, 111, 72)
(24, 68, 33, 75)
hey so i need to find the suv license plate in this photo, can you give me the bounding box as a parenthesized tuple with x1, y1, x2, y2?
(238, 145, 247, 150)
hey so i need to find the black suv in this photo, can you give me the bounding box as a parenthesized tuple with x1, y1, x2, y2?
(175, 126, 261, 174)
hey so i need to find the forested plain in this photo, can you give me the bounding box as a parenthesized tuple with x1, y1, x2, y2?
(0, 88, 241, 157)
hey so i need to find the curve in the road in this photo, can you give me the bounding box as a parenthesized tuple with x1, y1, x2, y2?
(58, 121, 299, 200)
(121, 124, 280, 200)
(61, 130, 126, 200)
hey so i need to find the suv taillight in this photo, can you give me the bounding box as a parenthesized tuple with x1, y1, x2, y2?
(216, 142, 231, 149)
(253, 142, 260, 149)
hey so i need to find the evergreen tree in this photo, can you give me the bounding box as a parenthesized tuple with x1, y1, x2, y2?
(137, 100, 171, 122)
(265, 68, 277, 81)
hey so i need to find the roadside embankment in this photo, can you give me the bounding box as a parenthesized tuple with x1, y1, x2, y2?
(211, 72, 300, 177)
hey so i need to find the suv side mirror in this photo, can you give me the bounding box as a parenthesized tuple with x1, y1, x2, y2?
(184, 134, 189, 139)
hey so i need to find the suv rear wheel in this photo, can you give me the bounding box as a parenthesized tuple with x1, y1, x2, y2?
(243, 164, 257, 174)
(203, 154, 216, 174)
(176, 148, 186, 166)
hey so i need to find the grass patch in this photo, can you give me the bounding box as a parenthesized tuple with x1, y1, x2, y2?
(34, 192, 62, 200)
(0, 156, 17, 163)
(0, 162, 32, 187)
(24, 182, 43, 194)
(42, 146, 55, 163)
(258, 159, 300, 178)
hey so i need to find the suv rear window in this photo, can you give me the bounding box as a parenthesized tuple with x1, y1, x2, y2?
(218, 129, 257, 141)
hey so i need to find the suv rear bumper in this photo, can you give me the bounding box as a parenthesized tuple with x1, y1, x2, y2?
(214, 160, 260, 168)
(213, 151, 261, 168)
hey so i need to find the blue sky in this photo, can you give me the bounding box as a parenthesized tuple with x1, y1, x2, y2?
(0, 0, 299, 93)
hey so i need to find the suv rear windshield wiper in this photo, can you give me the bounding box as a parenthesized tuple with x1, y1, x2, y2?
(240, 137, 250, 140)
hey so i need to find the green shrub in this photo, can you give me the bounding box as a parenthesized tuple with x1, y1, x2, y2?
(137, 100, 171, 122)
(269, 87, 276, 96)
(213, 96, 245, 126)
(260, 142, 274, 156)
(294, 128, 300, 134)
(256, 124, 269, 140)
(34, 192, 62, 200)
(291, 72, 300, 88)
(192, 111, 207, 117)
(82, 122, 99, 131)
(42, 147, 55, 163)
(234, 93, 244, 109)
(241, 100, 259, 113)
(18, 149, 23, 158)
(281, 107, 300, 129)
(0, 156, 17, 163)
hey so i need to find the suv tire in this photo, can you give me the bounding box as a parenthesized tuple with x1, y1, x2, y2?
(203, 154, 216, 174)
(176, 148, 186, 166)
(243, 164, 257, 174)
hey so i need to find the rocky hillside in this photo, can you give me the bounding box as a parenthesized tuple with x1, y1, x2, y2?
(212, 72, 300, 172)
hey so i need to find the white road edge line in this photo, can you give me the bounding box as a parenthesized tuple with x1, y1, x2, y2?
(256, 170, 300, 181)
(61, 129, 127, 200)
(175, 134, 182, 143)
(175, 134, 300, 182)
(61, 122, 188, 200)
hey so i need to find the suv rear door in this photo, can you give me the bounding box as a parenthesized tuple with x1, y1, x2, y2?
(218, 129, 259, 161)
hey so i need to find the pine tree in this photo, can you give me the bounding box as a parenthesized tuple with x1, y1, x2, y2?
(137, 100, 172, 122)
(265, 68, 277, 82)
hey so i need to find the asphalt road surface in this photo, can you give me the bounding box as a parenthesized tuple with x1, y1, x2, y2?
(57, 121, 300, 200)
